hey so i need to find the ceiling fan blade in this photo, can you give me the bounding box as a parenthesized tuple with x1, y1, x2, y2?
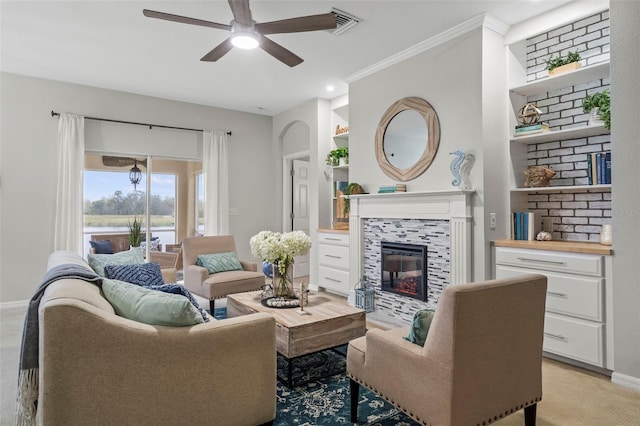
(227, 0, 252, 26)
(102, 156, 147, 168)
(201, 38, 234, 62)
(256, 13, 337, 35)
(260, 36, 303, 67)
(143, 9, 231, 31)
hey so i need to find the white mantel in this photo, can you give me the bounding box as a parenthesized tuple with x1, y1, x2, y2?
(348, 189, 474, 289)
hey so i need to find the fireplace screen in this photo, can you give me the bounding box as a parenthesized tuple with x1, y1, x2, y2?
(381, 241, 428, 301)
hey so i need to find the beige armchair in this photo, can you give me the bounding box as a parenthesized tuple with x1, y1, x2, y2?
(182, 235, 265, 312)
(347, 274, 548, 426)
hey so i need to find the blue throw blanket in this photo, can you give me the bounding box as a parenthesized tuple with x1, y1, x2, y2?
(16, 264, 102, 426)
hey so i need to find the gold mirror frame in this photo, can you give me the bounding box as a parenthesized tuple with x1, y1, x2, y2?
(375, 97, 441, 181)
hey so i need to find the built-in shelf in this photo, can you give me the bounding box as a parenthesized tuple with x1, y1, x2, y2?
(511, 184, 611, 193)
(332, 165, 349, 171)
(510, 124, 609, 144)
(510, 62, 610, 96)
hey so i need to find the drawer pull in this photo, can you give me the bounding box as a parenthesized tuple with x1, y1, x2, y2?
(547, 291, 568, 297)
(324, 277, 342, 283)
(324, 254, 342, 259)
(324, 237, 342, 241)
(517, 257, 565, 265)
(544, 332, 567, 341)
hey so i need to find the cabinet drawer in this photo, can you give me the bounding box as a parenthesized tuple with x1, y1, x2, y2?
(495, 247, 603, 276)
(318, 266, 349, 294)
(318, 232, 349, 246)
(544, 313, 604, 367)
(496, 265, 603, 321)
(318, 243, 349, 269)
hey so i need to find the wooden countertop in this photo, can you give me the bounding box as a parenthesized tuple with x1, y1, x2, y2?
(317, 228, 349, 234)
(493, 239, 612, 255)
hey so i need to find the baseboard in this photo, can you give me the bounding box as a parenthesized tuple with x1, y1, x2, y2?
(0, 300, 28, 310)
(611, 372, 640, 392)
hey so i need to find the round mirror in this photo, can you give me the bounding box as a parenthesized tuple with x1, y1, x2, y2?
(375, 97, 440, 181)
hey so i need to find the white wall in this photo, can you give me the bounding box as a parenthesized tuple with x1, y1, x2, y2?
(348, 27, 507, 281)
(610, 0, 640, 389)
(0, 72, 278, 303)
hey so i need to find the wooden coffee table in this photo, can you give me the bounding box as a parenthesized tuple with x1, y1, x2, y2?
(227, 290, 366, 387)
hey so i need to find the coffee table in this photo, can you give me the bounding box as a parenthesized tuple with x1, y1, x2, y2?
(227, 290, 366, 387)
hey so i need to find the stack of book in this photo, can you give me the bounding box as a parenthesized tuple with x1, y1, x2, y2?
(513, 122, 550, 137)
(587, 151, 612, 185)
(511, 211, 541, 241)
(378, 184, 407, 193)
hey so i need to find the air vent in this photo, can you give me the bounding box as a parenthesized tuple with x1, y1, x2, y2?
(330, 8, 361, 36)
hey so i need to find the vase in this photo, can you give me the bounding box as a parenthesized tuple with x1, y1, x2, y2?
(589, 108, 604, 126)
(600, 224, 612, 246)
(273, 262, 295, 298)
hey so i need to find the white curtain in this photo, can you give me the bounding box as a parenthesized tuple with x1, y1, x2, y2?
(54, 113, 85, 253)
(203, 130, 229, 235)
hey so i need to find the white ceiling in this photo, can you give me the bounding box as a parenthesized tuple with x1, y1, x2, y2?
(1, 1, 574, 116)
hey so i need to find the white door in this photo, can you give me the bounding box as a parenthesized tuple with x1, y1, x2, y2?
(292, 159, 310, 277)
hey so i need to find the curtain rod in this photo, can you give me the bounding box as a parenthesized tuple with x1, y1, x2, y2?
(51, 110, 231, 136)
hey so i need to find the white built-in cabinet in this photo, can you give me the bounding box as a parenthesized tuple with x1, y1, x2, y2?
(494, 243, 613, 370)
(317, 229, 350, 296)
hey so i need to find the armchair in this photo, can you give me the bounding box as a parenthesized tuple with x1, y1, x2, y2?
(182, 235, 264, 312)
(347, 274, 548, 426)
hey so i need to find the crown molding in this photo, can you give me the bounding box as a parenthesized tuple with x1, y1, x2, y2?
(344, 13, 508, 84)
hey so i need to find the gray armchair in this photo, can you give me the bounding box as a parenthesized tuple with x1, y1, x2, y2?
(182, 235, 265, 312)
(347, 274, 548, 426)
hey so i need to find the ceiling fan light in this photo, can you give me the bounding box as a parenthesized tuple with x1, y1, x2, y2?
(231, 32, 259, 49)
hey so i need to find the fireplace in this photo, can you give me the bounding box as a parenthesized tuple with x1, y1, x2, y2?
(381, 241, 428, 301)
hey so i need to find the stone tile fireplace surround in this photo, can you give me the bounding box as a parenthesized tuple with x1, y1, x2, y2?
(349, 190, 474, 324)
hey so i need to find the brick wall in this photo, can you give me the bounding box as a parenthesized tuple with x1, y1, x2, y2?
(524, 11, 611, 242)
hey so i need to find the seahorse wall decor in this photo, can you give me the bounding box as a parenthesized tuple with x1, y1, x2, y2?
(450, 149, 475, 189)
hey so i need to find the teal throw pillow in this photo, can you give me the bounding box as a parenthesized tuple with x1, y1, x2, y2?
(102, 278, 205, 326)
(403, 309, 435, 347)
(88, 248, 145, 276)
(196, 252, 243, 274)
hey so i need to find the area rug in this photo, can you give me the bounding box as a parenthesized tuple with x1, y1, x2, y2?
(213, 307, 417, 425)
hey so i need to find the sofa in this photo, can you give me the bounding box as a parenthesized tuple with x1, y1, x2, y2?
(37, 251, 276, 425)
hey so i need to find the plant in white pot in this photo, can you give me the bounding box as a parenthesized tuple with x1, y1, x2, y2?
(583, 89, 611, 129)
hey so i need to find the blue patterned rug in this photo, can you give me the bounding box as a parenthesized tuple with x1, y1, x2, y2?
(213, 307, 418, 425)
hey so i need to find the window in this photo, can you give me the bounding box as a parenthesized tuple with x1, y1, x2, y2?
(196, 172, 204, 235)
(83, 170, 176, 255)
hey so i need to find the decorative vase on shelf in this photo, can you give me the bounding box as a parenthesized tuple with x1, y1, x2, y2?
(600, 224, 612, 246)
(589, 107, 604, 126)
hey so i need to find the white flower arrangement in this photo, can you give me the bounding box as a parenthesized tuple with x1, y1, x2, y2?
(250, 230, 312, 276)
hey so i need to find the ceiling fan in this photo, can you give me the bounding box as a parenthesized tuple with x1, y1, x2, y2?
(143, 0, 337, 67)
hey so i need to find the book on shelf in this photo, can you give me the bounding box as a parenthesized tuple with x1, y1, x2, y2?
(378, 184, 407, 193)
(513, 122, 549, 137)
(588, 151, 611, 185)
(510, 211, 541, 241)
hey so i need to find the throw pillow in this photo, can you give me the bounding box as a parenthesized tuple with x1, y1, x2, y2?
(102, 278, 205, 326)
(403, 309, 435, 347)
(88, 248, 145, 277)
(146, 283, 209, 322)
(89, 239, 114, 254)
(104, 262, 165, 288)
(196, 252, 243, 274)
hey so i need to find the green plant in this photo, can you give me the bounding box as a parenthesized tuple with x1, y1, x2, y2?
(325, 146, 349, 166)
(546, 51, 581, 71)
(128, 216, 142, 247)
(582, 89, 611, 129)
(342, 182, 364, 216)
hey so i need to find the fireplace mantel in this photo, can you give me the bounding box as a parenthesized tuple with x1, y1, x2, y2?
(349, 189, 474, 289)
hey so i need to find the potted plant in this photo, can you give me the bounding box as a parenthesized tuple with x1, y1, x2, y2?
(128, 216, 142, 248)
(325, 146, 349, 166)
(583, 89, 611, 129)
(342, 182, 364, 216)
(546, 51, 581, 76)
